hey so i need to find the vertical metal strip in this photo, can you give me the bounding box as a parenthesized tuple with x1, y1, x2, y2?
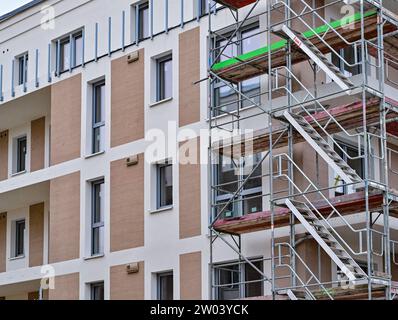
(56, 39, 61, 77)
(180, 0, 184, 28)
(48, 43, 52, 83)
(165, 0, 169, 34)
(0, 65, 3, 102)
(136, 5, 140, 45)
(11, 60, 15, 97)
(108, 17, 112, 57)
(150, 0, 154, 39)
(82, 28, 85, 67)
(23, 54, 27, 92)
(95, 23, 99, 62)
(122, 11, 126, 51)
(197, 0, 201, 21)
(35, 49, 39, 88)
(69, 33, 73, 72)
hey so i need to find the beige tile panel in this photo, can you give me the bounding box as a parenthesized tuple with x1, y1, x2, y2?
(49, 172, 80, 263)
(30, 117, 46, 172)
(50, 74, 81, 165)
(0, 131, 8, 181)
(29, 202, 45, 267)
(179, 27, 201, 127)
(49, 273, 80, 300)
(180, 251, 202, 300)
(110, 155, 144, 252)
(110, 262, 144, 300)
(111, 49, 145, 147)
(179, 138, 201, 239)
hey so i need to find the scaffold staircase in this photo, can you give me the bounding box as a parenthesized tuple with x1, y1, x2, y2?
(283, 111, 362, 185)
(283, 199, 367, 282)
(275, 24, 355, 94)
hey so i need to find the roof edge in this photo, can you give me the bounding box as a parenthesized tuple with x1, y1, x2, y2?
(0, 0, 47, 24)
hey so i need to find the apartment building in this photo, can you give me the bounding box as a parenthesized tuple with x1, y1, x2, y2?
(0, 0, 397, 300)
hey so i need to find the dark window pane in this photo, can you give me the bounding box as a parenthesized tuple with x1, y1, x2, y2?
(217, 265, 239, 300)
(243, 192, 262, 215)
(214, 85, 238, 115)
(15, 220, 25, 257)
(93, 127, 105, 154)
(245, 261, 263, 298)
(17, 136, 27, 173)
(158, 163, 173, 208)
(138, 3, 149, 40)
(92, 81, 105, 154)
(158, 273, 173, 300)
(92, 180, 104, 255)
(91, 283, 104, 300)
(18, 55, 28, 85)
(73, 34, 83, 67)
(158, 56, 172, 101)
(60, 40, 70, 72)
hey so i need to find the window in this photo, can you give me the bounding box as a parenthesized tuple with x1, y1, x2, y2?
(157, 272, 173, 300)
(56, 30, 83, 73)
(14, 136, 27, 174)
(215, 154, 262, 219)
(16, 53, 28, 86)
(92, 80, 105, 154)
(137, 2, 149, 41)
(91, 180, 104, 256)
(213, 24, 262, 116)
(157, 162, 173, 209)
(13, 219, 25, 258)
(90, 282, 104, 300)
(199, 0, 208, 16)
(334, 141, 364, 196)
(215, 259, 263, 300)
(156, 55, 173, 102)
(332, 46, 361, 77)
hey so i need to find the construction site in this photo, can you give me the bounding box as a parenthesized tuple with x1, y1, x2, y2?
(208, 0, 398, 300)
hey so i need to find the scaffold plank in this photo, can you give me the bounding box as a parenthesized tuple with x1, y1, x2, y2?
(211, 10, 398, 83)
(213, 97, 398, 157)
(213, 190, 398, 235)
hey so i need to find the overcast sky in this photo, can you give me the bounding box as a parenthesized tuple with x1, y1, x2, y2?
(0, 0, 33, 16)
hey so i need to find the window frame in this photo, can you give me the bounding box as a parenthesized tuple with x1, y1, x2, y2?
(16, 53, 29, 86)
(16, 135, 27, 174)
(156, 54, 173, 102)
(157, 272, 174, 300)
(56, 30, 83, 74)
(214, 258, 264, 300)
(90, 282, 105, 300)
(14, 219, 26, 258)
(91, 179, 105, 256)
(156, 161, 173, 209)
(214, 154, 263, 219)
(212, 23, 261, 116)
(137, 1, 149, 41)
(92, 80, 106, 154)
(334, 141, 364, 196)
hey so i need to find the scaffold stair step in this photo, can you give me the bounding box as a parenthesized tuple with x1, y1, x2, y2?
(283, 111, 362, 185)
(277, 24, 355, 94)
(284, 199, 367, 282)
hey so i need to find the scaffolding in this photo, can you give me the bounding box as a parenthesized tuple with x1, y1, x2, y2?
(207, 0, 398, 300)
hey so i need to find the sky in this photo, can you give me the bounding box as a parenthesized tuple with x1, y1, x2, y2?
(0, 0, 33, 16)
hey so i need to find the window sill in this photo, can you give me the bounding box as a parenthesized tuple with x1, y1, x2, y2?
(149, 205, 174, 214)
(84, 254, 105, 261)
(9, 255, 25, 261)
(11, 170, 27, 178)
(85, 151, 105, 159)
(149, 97, 173, 108)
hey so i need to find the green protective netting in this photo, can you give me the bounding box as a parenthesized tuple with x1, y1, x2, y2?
(211, 10, 376, 72)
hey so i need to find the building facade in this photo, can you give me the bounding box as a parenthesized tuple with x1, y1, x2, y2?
(0, 0, 397, 300)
